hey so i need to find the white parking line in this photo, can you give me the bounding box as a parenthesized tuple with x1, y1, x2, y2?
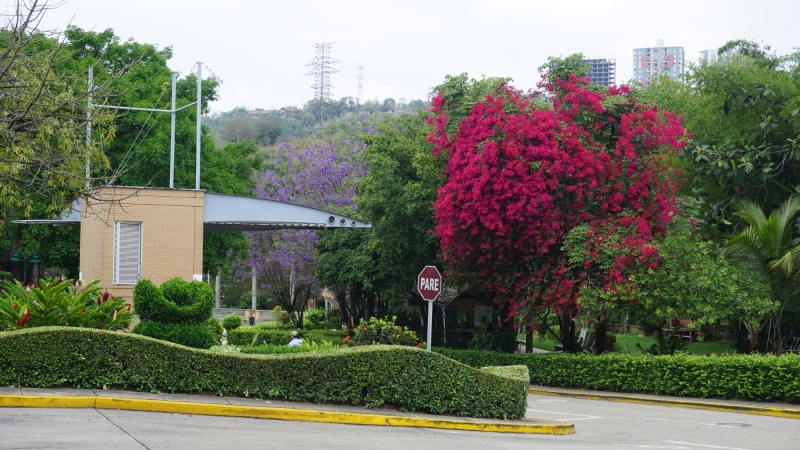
(526, 408, 602, 421)
(637, 417, 741, 428)
(665, 441, 751, 450)
(612, 445, 689, 449)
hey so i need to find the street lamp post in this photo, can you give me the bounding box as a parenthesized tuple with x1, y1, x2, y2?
(10, 251, 42, 284)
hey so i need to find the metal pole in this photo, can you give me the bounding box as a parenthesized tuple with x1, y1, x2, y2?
(251, 266, 257, 311)
(426, 301, 433, 351)
(85, 66, 93, 190)
(215, 267, 221, 308)
(169, 73, 177, 188)
(196, 61, 202, 190)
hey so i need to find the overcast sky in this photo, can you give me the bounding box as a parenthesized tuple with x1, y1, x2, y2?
(36, 0, 800, 113)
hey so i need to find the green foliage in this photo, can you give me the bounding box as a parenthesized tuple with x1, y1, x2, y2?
(481, 365, 530, 382)
(133, 278, 214, 324)
(723, 195, 800, 352)
(349, 317, 418, 346)
(648, 40, 800, 226)
(0, 328, 527, 419)
(272, 306, 291, 326)
(132, 278, 215, 349)
(436, 348, 800, 402)
(568, 212, 775, 350)
(131, 322, 217, 349)
(0, 279, 131, 331)
(222, 314, 242, 331)
(206, 317, 223, 342)
(227, 325, 347, 347)
(302, 308, 334, 330)
(243, 339, 343, 355)
(469, 321, 518, 353)
(636, 330, 688, 356)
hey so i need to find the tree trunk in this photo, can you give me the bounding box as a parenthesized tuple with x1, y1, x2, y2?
(594, 320, 609, 354)
(559, 313, 578, 353)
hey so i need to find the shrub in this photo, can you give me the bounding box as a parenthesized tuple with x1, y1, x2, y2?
(481, 365, 530, 382)
(0, 327, 528, 419)
(303, 309, 326, 329)
(349, 317, 418, 346)
(272, 306, 291, 326)
(0, 279, 132, 331)
(206, 317, 223, 342)
(435, 348, 800, 403)
(133, 278, 213, 323)
(222, 314, 242, 331)
(227, 325, 347, 347)
(132, 321, 217, 349)
(469, 321, 518, 353)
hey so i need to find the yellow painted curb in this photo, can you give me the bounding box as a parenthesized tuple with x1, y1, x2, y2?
(0, 395, 573, 435)
(529, 388, 800, 419)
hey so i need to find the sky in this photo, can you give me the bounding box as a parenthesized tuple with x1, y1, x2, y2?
(33, 0, 800, 114)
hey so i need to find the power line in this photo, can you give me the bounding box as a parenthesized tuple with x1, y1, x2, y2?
(305, 42, 339, 123)
(356, 64, 364, 105)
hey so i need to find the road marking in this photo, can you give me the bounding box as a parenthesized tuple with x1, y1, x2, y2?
(527, 408, 602, 421)
(637, 417, 741, 428)
(612, 445, 689, 449)
(665, 441, 751, 450)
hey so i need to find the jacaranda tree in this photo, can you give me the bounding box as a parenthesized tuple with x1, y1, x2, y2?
(240, 135, 366, 328)
(429, 72, 687, 351)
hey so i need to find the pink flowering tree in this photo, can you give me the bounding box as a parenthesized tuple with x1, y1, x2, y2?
(429, 70, 687, 351)
(239, 134, 367, 328)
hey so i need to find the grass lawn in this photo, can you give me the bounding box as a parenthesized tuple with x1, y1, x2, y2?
(531, 333, 736, 355)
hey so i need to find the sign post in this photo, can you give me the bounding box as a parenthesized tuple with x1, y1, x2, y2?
(417, 265, 442, 351)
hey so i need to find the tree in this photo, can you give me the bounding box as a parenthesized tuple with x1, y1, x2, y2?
(430, 66, 687, 351)
(0, 1, 116, 225)
(241, 136, 366, 328)
(723, 195, 800, 354)
(649, 40, 800, 227)
(569, 210, 775, 354)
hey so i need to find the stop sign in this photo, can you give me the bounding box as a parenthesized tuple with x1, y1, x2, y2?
(417, 266, 442, 301)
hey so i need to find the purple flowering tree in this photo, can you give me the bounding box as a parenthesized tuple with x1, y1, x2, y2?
(240, 133, 367, 328)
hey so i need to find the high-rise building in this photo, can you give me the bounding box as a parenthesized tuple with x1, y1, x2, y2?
(633, 40, 685, 86)
(584, 58, 616, 86)
(699, 47, 738, 64)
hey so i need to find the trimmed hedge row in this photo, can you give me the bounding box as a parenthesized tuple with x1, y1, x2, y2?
(0, 328, 527, 419)
(434, 348, 800, 403)
(132, 321, 216, 349)
(227, 326, 348, 346)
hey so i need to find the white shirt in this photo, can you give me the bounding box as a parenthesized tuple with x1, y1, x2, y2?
(288, 338, 303, 347)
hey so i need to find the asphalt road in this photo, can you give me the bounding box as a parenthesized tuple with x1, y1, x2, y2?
(0, 393, 797, 450)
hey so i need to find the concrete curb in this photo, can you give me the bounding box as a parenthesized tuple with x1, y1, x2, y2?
(529, 388, 800, 419)
(0, 395, 574, 435)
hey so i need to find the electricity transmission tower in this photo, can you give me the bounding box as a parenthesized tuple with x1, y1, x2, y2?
(356, 64, 364, 105)
(306, 42, 339, 123)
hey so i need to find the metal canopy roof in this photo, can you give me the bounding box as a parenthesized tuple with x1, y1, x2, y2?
(12, 191, 372, 232)
(203, 192, 371, 231)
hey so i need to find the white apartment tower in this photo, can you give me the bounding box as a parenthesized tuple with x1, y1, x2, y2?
(633, 40, 685, 86)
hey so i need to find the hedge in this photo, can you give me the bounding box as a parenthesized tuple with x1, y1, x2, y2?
(0, 328, 527, 419)
(133, 279, 213, 323)
(131, 321, 216, 349)
(227, 326, 348, 347)
(434, 348, 800, 403)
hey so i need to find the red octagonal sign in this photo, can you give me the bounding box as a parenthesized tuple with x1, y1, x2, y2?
(417, 265, 442, 302)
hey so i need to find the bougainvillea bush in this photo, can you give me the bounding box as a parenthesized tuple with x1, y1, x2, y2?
(0, 279, 132, 331)
(429, 74, 687, 349)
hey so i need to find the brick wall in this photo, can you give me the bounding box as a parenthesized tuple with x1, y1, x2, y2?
(80, 187, 204, 303)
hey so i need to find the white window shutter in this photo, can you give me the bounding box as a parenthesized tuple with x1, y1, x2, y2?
(115, 222, 141, 285)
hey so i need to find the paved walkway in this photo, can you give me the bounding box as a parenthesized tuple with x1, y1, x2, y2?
(0, 386, 570, 434)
